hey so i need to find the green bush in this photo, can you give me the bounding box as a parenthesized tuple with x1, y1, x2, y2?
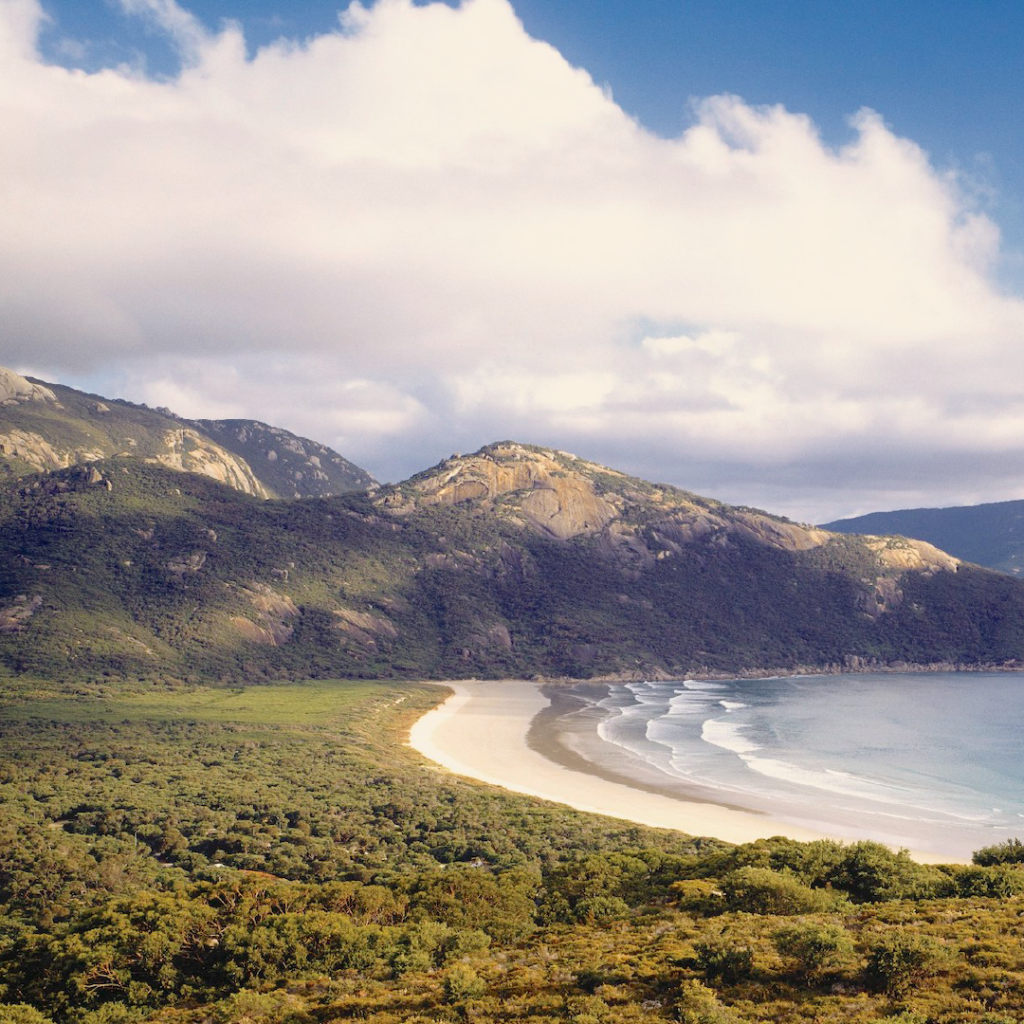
(828, 842, 948, 902)
(866, 930, 955, 996)
(772, 920, 853, 978)
(675, 979, 739, 1024)
(694, 937, 755, 985)
(972, 838, 1024, 867)
(442, 964, 486, 1003)
(0, 1006, 54, 1024)
(719, 867, 841, 915)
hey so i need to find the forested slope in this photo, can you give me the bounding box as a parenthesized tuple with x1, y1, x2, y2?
(4, 445, 1024, 682)
(1, 677, 1023, 1023)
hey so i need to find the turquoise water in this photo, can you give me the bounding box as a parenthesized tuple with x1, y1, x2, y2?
(585, 673, 1024, 859)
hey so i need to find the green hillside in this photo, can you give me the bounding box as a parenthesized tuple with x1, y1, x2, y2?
(825, 500, 1024, 576)
(3, 441, 1024, 684)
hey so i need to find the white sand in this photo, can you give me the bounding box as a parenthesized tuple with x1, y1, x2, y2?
(407, 679, 835, 845)
(407, 679, 960, 863)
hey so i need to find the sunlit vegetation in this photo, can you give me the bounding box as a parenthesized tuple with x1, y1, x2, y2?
(0, 678, 1023, 1023)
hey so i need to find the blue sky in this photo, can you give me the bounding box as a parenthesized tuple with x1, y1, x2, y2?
(7, 0, 1024, 519)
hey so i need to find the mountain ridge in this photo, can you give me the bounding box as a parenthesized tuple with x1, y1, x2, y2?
(3, 368, 1023, 684)
(0, 366, 373, 499)
(2, 438, 1021, 685)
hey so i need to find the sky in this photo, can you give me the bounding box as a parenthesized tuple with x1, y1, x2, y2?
(4, 0, 1024, 522)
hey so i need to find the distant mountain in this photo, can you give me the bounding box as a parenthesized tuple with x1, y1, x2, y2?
(0, 366, 373, 499)
(191, 418, 374, 498)
(3, 439, 1024, 685)
(823, 501, 1024, 576)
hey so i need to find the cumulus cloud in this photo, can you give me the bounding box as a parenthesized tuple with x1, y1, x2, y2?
(2, 0, 1024, 519)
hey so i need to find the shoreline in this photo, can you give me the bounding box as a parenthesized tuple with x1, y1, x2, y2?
(407, 679, 961, 863)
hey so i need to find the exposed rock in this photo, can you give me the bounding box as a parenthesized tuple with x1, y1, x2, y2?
(0, 595, 42, 632)
(149, 429, 270, 498)
(334, 607, 398, 648)
(231, 583, 299, 646)
(858, 576, 905, 619)
(166, 551, 208, 573)
(865, 536, 959, 572)
(90, 402, 110, 414)
(192, 417, 375, 497)
(0, 368, 56, 406)
(404, 444, 617, 540)
(730, 512, 828, 552)
(0, 429, 76, 472)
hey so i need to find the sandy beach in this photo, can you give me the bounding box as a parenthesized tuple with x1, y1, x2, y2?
(409, 679, 839, 846)
(407, 679, 959, 863)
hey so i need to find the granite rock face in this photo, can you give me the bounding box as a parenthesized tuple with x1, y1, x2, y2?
(0, 368, 56, 406)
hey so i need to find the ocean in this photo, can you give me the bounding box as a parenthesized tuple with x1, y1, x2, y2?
(569, 673, 1024, 860)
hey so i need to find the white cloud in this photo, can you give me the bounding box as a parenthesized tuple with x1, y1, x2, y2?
(3, 0, 1024, 519)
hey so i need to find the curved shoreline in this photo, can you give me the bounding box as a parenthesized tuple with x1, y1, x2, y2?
(407, 679, 958, 862)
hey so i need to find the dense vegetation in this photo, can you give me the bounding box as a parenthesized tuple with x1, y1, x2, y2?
(4, 457, 1024, 684)
(1, 677, 1023, 1023)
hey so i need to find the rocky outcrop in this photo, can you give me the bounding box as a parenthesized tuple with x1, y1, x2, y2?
(400, 443, 619, 540)
(0, 365, 374, 501)
(394, 443, 829, 554)
(166, 552, 208, 574)
(334, 607, 398, 648)
(730, 512, 828, 552)
(231, 583, 299, 645)
(865, 536, 959, 572)
(0, 428, 104, 473)
(0, 368, 56, 406)
(149, 429, 270, 499)
(192, 419, 375, 498)
(0, 595, 42, 633)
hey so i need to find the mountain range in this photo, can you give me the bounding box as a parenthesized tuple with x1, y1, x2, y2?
(3, 366, 1024, 683)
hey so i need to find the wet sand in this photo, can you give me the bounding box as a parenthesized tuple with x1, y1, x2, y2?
(406, 679, 959, 863)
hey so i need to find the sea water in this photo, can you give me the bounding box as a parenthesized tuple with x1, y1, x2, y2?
(579, 673, 1024, 859)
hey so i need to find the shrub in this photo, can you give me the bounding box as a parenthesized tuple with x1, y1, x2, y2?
(972, 838, 1024, 867)
(0, 1007, 54, 1024)
(953, 864, 1024, 898)
(866, 931, 954, 996)
(442, 964, 486, 1003)
(694, 937, 755, 985)
(829, 842, 948, 902)
(675, 979, 739, 1024)
(772, 920, 853, 978)
(719, 867, 840, 915)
